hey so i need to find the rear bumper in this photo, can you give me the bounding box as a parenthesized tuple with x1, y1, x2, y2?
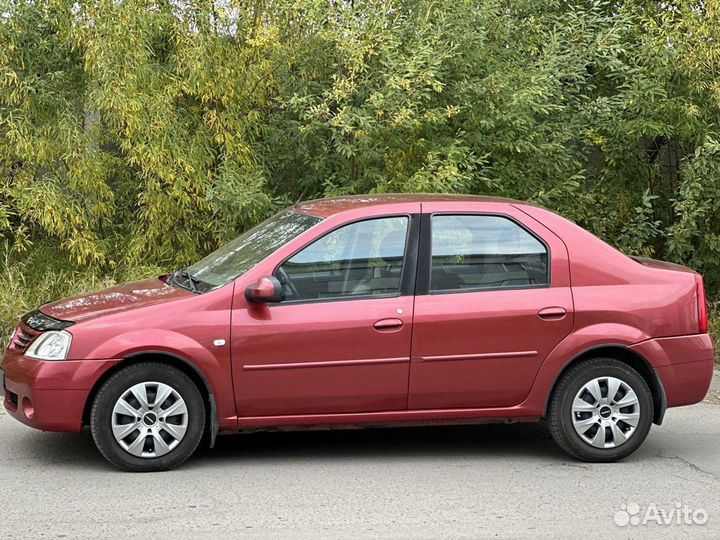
(629, 333, 715, 408)
(1, 352, 121, 432)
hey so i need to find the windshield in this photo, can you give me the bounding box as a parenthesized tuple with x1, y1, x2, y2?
(184, 211, 323, 292)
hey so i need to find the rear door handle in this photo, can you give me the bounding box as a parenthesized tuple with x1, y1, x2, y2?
(373, 318, 404, 332)
(538, 307, 567, 320)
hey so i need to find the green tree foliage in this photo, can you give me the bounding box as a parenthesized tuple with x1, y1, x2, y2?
(2, 0, 720, 289)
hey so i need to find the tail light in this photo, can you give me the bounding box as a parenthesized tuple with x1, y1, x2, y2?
(695, 274, 709, 333)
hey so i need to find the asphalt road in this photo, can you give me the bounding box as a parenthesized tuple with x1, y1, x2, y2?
(1, 371, 719, 540)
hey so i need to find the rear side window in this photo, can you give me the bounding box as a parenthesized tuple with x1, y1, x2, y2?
(430, 214, 548, 292)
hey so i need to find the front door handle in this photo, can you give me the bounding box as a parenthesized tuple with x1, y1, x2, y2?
(538, 307, 567, 320)
(373, 318, 404, 332)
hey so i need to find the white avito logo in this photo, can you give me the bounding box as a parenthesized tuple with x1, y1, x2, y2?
(614, 502, 709, 527)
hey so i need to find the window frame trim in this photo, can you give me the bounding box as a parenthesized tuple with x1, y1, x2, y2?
(416, 211, 552, 296)
(269, 213, 420, 306)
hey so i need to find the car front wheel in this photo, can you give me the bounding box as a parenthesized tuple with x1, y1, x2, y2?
(548, 358, 653, 462)
(90, 362, 206, 472)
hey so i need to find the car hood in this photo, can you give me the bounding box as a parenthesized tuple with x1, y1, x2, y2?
(39, 278, 194, 323)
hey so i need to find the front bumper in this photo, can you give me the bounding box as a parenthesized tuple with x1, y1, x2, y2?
(1, 352, 121, 432)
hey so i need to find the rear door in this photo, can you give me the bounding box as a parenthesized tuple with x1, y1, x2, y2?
(408, 203, 573, 409)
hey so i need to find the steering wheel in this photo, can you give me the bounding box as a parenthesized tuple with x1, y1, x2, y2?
(275, 266, 298, 299)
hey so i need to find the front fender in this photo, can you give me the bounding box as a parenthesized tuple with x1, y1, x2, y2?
(80, 328, 218, 367)
(71, 328, 237, 429)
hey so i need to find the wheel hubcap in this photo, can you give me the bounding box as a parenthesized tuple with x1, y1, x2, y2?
(111, 381, 188, 458)
(571, 376, 640, 449)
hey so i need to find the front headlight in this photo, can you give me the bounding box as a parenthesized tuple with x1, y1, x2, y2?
(25, 330, 72, 361)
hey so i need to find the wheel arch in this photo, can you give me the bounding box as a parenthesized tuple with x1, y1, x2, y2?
(82, 351, 219, 447)
(545, 344, 667, 425)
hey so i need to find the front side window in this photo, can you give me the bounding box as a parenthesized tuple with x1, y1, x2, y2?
(185, 211, 323, 292)
(276, 216, 409, 302)
(430, 214, 548, 292)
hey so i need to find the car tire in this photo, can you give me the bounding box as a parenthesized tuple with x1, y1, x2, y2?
(548, 357, 653, 462)
(90, 362, 206, 472)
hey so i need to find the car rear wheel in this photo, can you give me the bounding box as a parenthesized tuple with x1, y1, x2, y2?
(90, 362, 205, 472)
(548, 358, 653, 462)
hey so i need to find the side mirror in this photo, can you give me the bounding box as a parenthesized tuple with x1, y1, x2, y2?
(245, 276, 284, 303)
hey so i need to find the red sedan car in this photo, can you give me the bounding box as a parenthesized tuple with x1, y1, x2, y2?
(1, 195, 714, 471)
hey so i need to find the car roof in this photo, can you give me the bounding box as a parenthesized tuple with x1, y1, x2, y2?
(293, 194, 525, 218)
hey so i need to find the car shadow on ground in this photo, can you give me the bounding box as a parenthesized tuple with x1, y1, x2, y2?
(15, 420, 565, 471)
(205, 421, 561, 461)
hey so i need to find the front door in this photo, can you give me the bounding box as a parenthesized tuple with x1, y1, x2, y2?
(408, 207, 574, 409)
(232, 213, 419, 417)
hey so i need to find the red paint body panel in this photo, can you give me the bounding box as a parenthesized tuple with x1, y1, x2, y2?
(408, 202, 574, 409)
(2, 354, 121, 431)
(230, 202, 420, 416)
(4, 279, 239, 429)
(40, 278, 193, 322)
(0, 195, 714, 438)
(517, 204, 700, 337)
(294, 194, 521, 218)
(409, 287, 573, 408)
(232, 296, 414, 416)
(629, 334, 715, 406)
